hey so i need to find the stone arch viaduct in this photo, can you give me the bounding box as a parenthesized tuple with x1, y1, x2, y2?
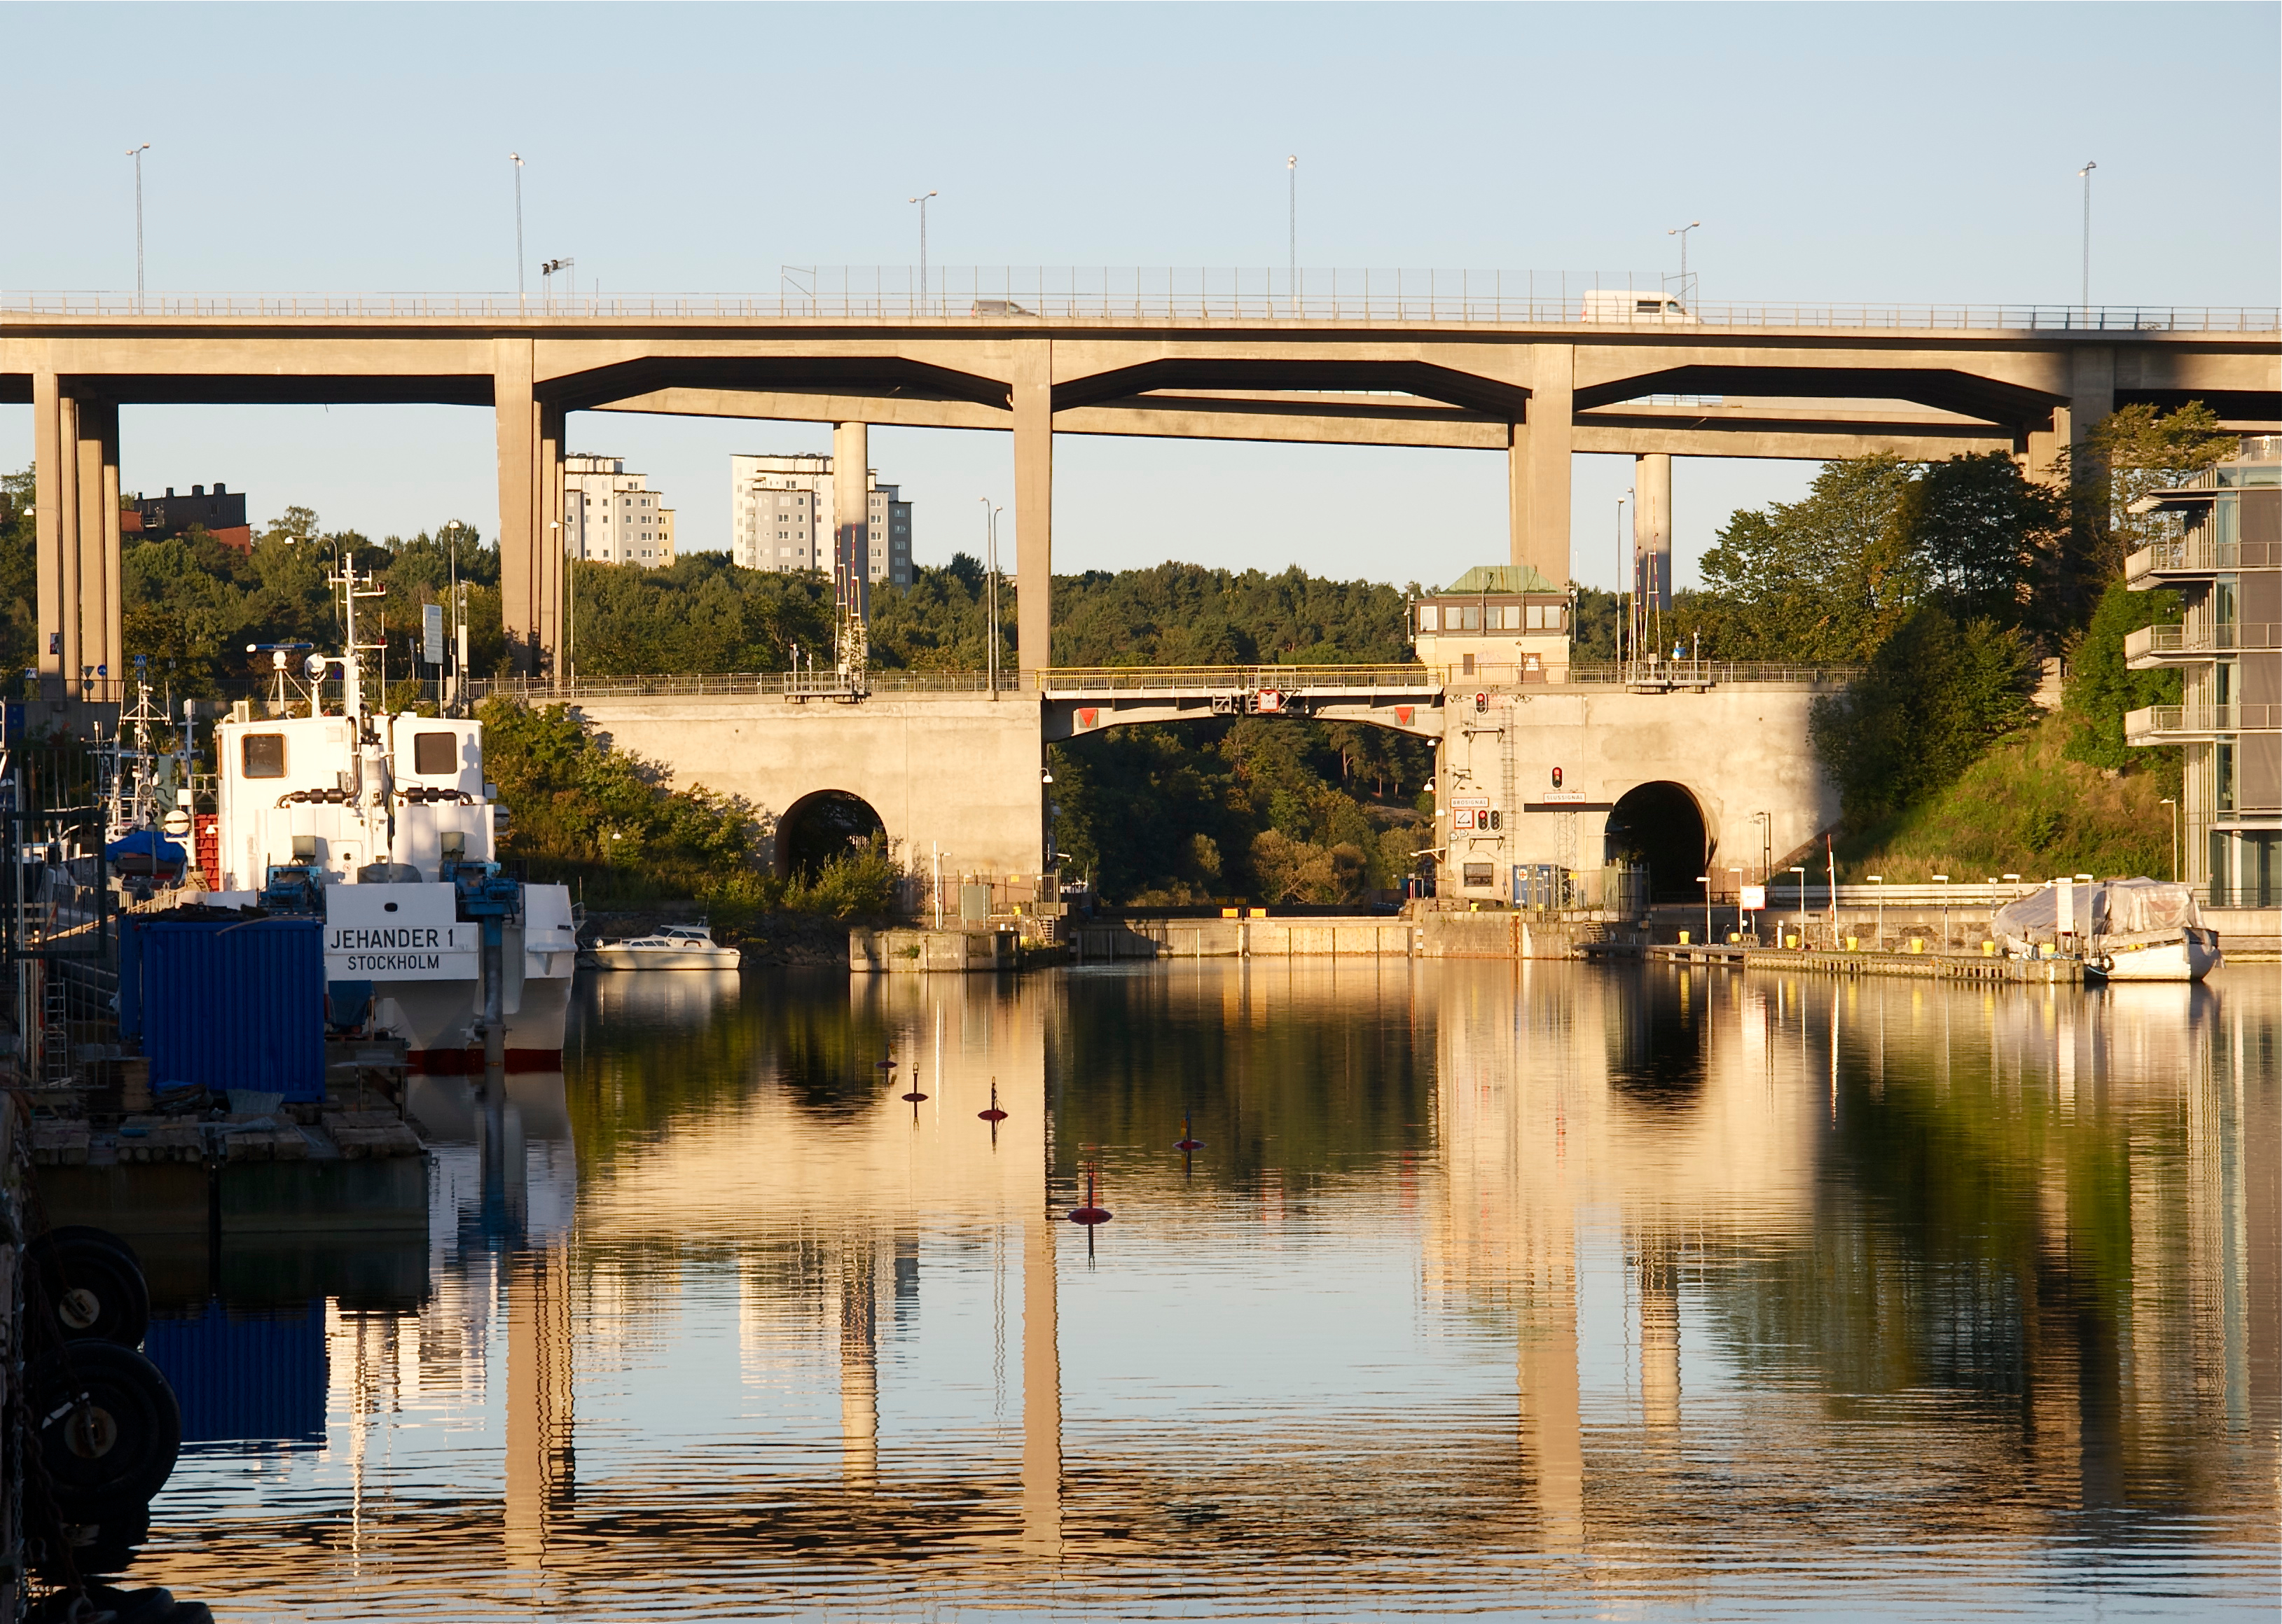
(7, 284, 2274, 897)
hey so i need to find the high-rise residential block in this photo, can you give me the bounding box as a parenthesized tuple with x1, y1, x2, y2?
(731, 452, 913, 588)
(564, 454, 676, 567)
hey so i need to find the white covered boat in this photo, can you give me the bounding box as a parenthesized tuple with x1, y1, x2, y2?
(581, 924, 741, 971)
(200, 651, 576, 1068)
(1991, 877, 2221, 983)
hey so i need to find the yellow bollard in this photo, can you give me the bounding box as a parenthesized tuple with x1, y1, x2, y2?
(1908, 938, 1923, 955)
(1845, 936, 1858, 951)
(1678, 929, 1691, 945)
(1982, 940, 1996, 956)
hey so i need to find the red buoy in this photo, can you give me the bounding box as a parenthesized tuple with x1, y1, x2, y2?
(901, 1065, 929, 1104)
(978, 1078, 1007, 1123)
(1068, 1167, 1112, 1226)
(1174, 1112, 1203, 1153)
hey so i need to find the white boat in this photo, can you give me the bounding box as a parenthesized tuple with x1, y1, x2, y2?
(1992, 877, 2222, 984)
(581, 924, 741, 971)
(198, 639, 576, 1069)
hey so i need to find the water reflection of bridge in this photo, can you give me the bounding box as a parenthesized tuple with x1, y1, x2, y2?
(138, 964, 2278, 1612)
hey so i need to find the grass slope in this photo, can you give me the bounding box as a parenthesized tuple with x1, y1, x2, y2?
(1834, 709, 2178, 883)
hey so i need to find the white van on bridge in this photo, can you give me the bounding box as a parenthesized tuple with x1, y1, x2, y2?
(1579, 289, 1699, 324)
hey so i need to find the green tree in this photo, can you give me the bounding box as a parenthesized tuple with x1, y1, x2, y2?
(2052, 402, 2237, 636)
(1692, 455, 1923, 661)
(1902, 450, 2061, 630)
(1811, 605, 2040, 824)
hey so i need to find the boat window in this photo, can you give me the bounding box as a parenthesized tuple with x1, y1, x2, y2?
(413, 732, 459, 775)
(241, 733, 286, 778)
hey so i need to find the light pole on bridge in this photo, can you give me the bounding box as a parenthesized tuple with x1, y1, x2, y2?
(1287, 155, 1298, 317)
(2077, 160, 2097, 314)
(511, 153, 527, 310)
(127, 144, 151, 310)
(1666, 220, 1701, 305)
(908, 191, 937, 312)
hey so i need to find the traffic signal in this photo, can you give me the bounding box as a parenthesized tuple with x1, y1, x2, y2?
(1474, 690, 1488, 714)
(1551, 766, 1563, 789)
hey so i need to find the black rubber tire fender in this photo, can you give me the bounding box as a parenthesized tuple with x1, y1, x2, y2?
(27, 1339, 182, 1520)
(29, 1233, 151, 1349)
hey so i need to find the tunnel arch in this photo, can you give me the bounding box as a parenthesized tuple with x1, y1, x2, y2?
(1603, 782, 1709, 905)
(775, 789, 887, 880)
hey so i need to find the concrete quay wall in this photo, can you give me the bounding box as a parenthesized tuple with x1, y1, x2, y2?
(1068, 912, 1635, 962)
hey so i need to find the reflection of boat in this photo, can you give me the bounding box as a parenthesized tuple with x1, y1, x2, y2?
(580, 924, 740, 970)
(1992, 878, 2221, 983)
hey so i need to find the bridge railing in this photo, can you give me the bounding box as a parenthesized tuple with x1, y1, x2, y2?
(1563, 660, 1862, 686)
(1041, 665, 1442, 693)
(5, 277, 2274, 333)
(459, 661, 1867, 705)
(464, 670, 1023, 703)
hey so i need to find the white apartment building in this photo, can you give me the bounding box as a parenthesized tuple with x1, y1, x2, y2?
(731, 452, 913, 588)
(564, 454, 677, 567)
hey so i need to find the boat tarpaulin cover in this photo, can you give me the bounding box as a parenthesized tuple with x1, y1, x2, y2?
(106, 826, 187, 875)
(1991, 879, 2203, 946)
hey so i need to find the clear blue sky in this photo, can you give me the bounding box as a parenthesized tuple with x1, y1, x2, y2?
(4, 1, 2276, 590)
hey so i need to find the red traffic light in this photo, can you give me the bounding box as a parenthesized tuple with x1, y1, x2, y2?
(1474, 690, 1489, 713)
(1551, 766, 1564, 789)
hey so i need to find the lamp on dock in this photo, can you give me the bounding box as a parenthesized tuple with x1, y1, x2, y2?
(1698, 875, 1711, 948)
(1789, 865, 1806, 947)
(1933, 874, 1951, 952)
(1868, 875, 1883, 951)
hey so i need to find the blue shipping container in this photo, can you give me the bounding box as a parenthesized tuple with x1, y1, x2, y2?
(143, 1300, 329, 1445)
(120, 915, 326, 1101)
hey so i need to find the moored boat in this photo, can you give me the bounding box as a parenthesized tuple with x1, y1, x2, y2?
(1991, 877, 2221, 983)
(581, 924, 741, 971)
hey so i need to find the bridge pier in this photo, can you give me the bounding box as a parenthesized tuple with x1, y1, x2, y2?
(1014, 342, 1053, 676)
(1634, 452, 1673, 611)
(32, 373, 123, 705)
(1507, 342, 1574, 586)
(495, 338, 565, 679)
(832, 419, 871, 623)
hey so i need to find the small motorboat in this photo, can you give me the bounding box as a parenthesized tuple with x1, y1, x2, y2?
(580, 924, 742, 971)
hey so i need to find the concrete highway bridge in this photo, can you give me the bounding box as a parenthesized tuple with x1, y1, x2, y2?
(6, 276, 2276, 695)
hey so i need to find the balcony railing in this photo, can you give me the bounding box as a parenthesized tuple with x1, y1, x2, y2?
(2126, 539, 2280, 583)
(3, 274, 2274, 333)
(2124, 704, 2282, 740)
(2126, 622, 2282, 662)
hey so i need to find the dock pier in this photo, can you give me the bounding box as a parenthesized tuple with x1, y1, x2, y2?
(1649, 942, 2087, 983)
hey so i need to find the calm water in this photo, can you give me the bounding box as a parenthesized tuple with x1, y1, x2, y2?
(126, 959, 2277, 1620)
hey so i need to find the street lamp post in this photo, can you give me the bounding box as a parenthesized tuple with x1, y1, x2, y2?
(2160, 797, 2178, 881)
(1698, 875, 1712, 947)
(511, 153, 526, 309)
(1666, 219, 1701, 305)
(2077, 160, 2097, 314)
(979, 497, 1003, 696)
(1867, 875, 1883, 950)
(1286, 155, 1298, 317)
(1616, 492, 1631, 669)
(908, 190, 937, 312)
(1933, 873, 1951, 952)
(127, 144, 151, 310)
(1789, 865, 1806, 947)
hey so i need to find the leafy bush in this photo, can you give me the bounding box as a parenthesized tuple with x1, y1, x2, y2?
(2062, 579, 2182, 772)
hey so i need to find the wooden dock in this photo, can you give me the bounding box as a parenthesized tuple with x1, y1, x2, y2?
(1649, 943, 2087, 983)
